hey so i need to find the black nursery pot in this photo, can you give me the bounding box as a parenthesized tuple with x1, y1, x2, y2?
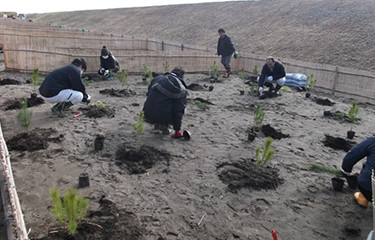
(30, 93, 37, 100)
(248, 132, 256, 142)
(239, 90, 245, 95)
(94, 135, 105, 151)
(347, 130, 355, 139)
(305, 92, 311, 98)
(323, 110, 332, 117)
(78, 173, 90, 188)
(332, 177, 344, 191)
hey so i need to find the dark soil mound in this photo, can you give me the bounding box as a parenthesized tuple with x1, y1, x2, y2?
(315, 97, 335, 106)
(217, 160, 284, 193)
(0, 78, 21, 85)
(323, 135, 355, 152)
(4, 95, 44, 110)
(115, 145, 170, 174)
(79, 105, 115, 118)
(261, 124, 289, 139)
(6, 128, 63, 151)
(99, 88, 136, 97)
(37, 195, 145, 240)
(186, 83, 205, 91)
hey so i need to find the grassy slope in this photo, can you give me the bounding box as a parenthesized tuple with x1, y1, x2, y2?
(32, 0, 375, 71)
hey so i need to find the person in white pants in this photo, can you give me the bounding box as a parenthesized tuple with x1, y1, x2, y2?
(39, 58, 91, 116)
(258, 56, 286, 99)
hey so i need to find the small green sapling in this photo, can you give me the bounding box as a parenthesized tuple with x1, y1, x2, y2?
(132, 111, 144, 150)
(255, 137, 275, 169)
(16, 99, 32, 133)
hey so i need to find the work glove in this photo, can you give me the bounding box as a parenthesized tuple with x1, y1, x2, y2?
(267, 76, 273, 81)
(104, 70, 109, 76)
(99, 68, 105, 75)
(171, 131, 183, 139)
(233, 51, 239, 59)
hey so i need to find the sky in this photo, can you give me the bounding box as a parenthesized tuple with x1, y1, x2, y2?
(2, 0, 245, 14)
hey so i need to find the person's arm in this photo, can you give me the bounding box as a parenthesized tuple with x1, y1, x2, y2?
(225, 37, 235, 54)
(342, 138, 373, 175)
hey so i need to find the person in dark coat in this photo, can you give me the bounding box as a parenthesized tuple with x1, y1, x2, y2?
(98, 46, 120, 80)
(143, 67, 187, 138)
(258, 56, 286, 99)
(217, 28, 237, 78)
(39, 58, 91, 116)
(341, 136, 375, 207)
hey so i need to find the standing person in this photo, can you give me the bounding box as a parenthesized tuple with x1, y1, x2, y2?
(341, 136, 375, 207)
(258, 56, 286, 99)
(39, 58, 91, 117)
(217, 28, 237, 78)
(98, 46, 120, 80)
(143, 67, 187, 138)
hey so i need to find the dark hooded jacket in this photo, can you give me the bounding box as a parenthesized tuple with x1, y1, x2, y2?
(342, 136, 375, 191)
(39, 64, 88, 99)
(258, 61, 286, 88)
(143, 72, 187, 131)
(100, 52, 120, 72)
(217, 34, 235, 57)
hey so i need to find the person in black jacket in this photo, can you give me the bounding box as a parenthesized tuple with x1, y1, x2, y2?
(143, 67, 187, 138)
(217, 28, 237, 78)
(258, 56, 286, 99)
(39, 58, 91, 116)
(98, 46, 120, 80)
(341, 136, 375, 207)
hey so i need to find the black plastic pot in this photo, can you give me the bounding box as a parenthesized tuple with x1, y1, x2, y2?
(30, 93, 37, 100)
(248, 132, 256, 142)
(183, 130, 191, 140)
(323, 110, 332, 117)
(305, 92, 311, 98)
(239, 90, 245, 95)
(332, 177, 344, 191)
(347, 130, 355, 139)
(78, 173, 90, 188)
(94, 135, 105, 151)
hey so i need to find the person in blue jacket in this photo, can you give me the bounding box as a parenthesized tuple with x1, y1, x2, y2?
(39, 58, 91, 116)
(341, 136, 375, 207)
(143, 67, 187, 138)
(258, 56, 286, 99)
(217, 28, 237, 78)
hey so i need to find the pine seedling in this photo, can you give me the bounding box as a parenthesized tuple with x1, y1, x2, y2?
(255, 137, 275, 169)
(239, 68, 248, 80)
(249, 84, 258, 96)
(209, 61, 218, 79)
(16, 99, 32, 133)
(309, 163, 342, 175)
(306, 74, 318, 89)
(142, 64, 149, 76)
(194, 100, 209, 110)
(82, 77, 92, 87)
(348, 101, 359, 130)
(253, 65, 258, 76)
(132, 111, 144, 150)
(96, 101, 108, 108)
(49, 187, 88, 235)
(31, 68, 44, 93)
(147, 70, 153, 86)
(163, 61, 169, 72)
(254, 105, 265, 129)
(118, 69, 129, 90)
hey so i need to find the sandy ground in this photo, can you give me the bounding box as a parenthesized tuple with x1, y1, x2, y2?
(1, 67, 375, 239)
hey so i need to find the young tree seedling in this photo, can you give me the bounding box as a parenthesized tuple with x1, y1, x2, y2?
(254, 105, 265, 129)
(132, 111, 144, 150)
(16, 98, 32, 133)
(255, 137, 275, 169)
(194, 100, 209, 111)
(348, 101, 359, 131)
(163, 61, 169, 72)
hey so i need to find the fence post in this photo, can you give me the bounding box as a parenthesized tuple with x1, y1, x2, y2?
(331, 66, 339, 96)
(181, 44, 184, 51)
(162, 41, 164, 51)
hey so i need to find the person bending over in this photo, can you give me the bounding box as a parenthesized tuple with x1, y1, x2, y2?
(258, 56, 286, 99)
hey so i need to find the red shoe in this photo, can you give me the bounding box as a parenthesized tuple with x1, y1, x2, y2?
(171, 131, 183, 139)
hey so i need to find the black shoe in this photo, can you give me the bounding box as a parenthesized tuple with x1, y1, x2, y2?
(259, 93, 266, 99)
(274, 84, 282, 95)
(158, 124, 172, 135)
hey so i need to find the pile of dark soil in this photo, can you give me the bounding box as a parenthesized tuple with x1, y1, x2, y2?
(79, 105, 115, 118)
(0, 78, 21, 85)
(37, 195, 145, 240)
(323, 135, 355, 152)
(99, 88, 136, 97)
(217, 160, 284, 193)
(6, 128, 63, 151)
(4, 95, 44, 110)
(261, 124, 289, 140)
(115, 145, 170, 174)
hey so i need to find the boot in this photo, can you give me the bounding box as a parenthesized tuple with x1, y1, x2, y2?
(354, 192, 368, 207)
(51, 103, 63, 113)
(62, 101, 73, 111)
(274, 84, 282, 95)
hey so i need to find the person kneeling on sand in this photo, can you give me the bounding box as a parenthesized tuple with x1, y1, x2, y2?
(39, 58, 91, 117)
(258, 56, 286, 99)
(98, 46, 120, 80)
(143, 67, 187, 138)
(341, 136, 375, 207)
